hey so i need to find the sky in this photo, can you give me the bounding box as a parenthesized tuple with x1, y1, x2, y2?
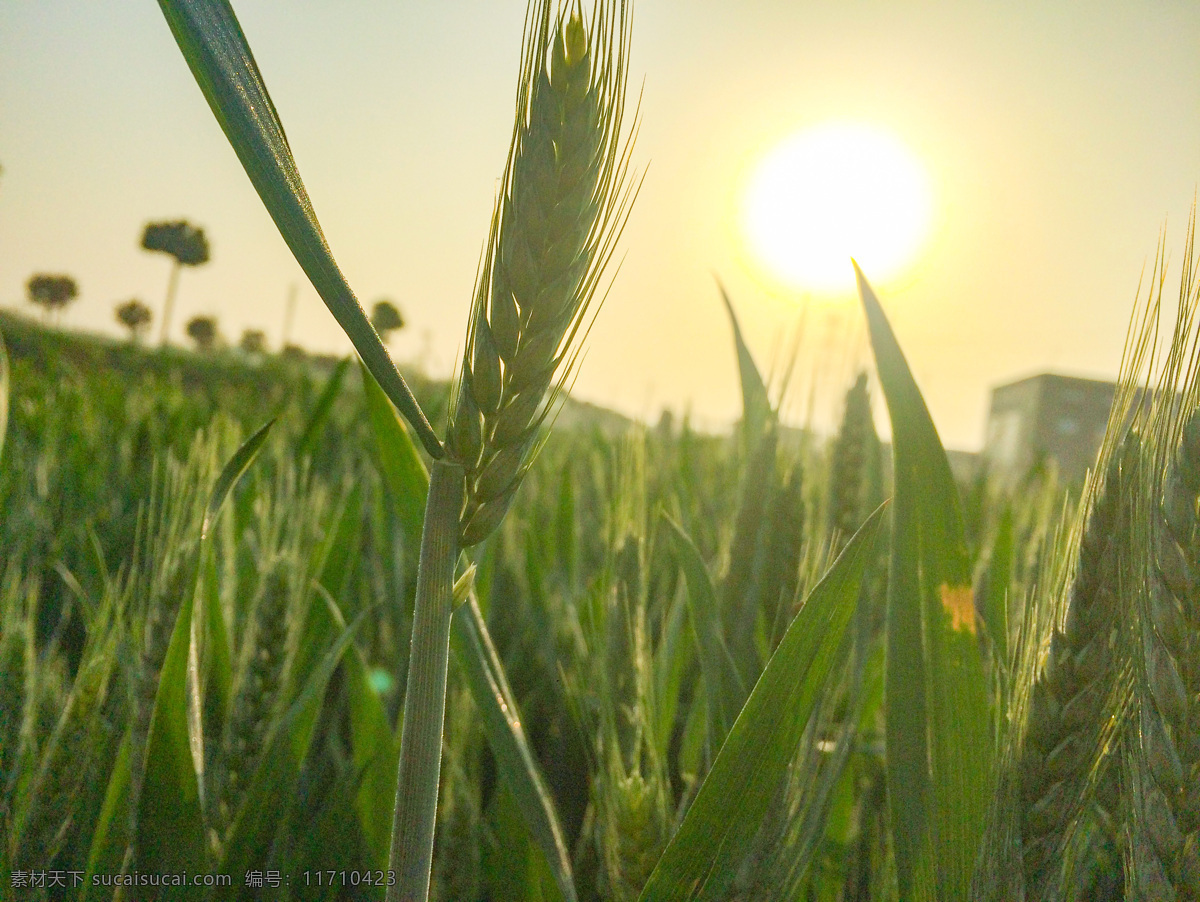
(2, 0, 1199, 450)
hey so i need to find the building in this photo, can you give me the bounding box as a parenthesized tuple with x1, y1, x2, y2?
(982, 374, 1117, 484)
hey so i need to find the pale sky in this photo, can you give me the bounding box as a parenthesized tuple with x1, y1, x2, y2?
(3, 1, 1198, 449)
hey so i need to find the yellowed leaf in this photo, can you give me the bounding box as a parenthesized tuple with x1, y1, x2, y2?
(939, 584, 976, 635)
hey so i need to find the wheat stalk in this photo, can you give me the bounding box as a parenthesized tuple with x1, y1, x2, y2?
(446, 0, 637, 548)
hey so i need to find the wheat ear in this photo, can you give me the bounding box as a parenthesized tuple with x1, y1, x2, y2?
(216, 564, 291, 838)
(828, 371, 877, 544)
(1138, 408, 1200, 897)
(595, 739, 670, 902)
(761, 460, 806, 646)
(1018, 434, 1137, 901)
(446, 0, 637, 547)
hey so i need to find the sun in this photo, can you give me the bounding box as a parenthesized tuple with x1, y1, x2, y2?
(742, 122, 933, 293)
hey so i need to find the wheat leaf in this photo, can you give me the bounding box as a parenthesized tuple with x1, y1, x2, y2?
(663, 514, 746, 746)
(856, 263, 993, 901)
(296, 356, 350, 462)
(362, 362, 429, 562)
(136, 571, 207, 885)
(201, 416, 274, 541)
(315, 586, 400, 871)
(82, 730, 133, 901)
(639, 504, 885, 901)
(155, 0, 442, 458)
(717, 280, 771, 448)
(451, 594, 579, 902)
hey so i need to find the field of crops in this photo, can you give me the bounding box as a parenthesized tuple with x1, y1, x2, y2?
(5, 1, 1200, 900)
(4, 250, 1198, 902)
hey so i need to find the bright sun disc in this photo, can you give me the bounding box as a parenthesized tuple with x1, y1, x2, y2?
(742, 122, 932, 293)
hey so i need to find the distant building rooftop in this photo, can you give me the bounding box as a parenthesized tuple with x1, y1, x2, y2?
(982, 373, 1116, 483)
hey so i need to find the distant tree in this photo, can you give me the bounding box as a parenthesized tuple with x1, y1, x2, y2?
(239, 328, 267, 355)
(115, 298, 153, 341)
(370, 299, 405, 342)
(26, 274, 79, 322)
(141, 220, 210, 345)
(185, 315, 218, 351)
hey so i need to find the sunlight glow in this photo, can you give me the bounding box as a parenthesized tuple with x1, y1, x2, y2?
(742, 122, 933, 293)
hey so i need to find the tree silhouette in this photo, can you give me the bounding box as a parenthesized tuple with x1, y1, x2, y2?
(370, 299, 405, 342)
(141, 220, 210, 345)
(185, 315, 218, 351)
(115, 299, 153, 342)
(239, 328, 267, 354)
(26, 274, 78, 322)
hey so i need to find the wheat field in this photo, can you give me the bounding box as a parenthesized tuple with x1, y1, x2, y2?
(2, 1, 1199, 900)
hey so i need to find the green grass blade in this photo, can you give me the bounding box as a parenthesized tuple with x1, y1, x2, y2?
(484, 781, 561, 902)
(347, 643, 400, 871)
(296, 356, 350, 461)
(553, 463, 578, 590)
(855, 264, 993, 901)
(201, 416, 275, 541)
(451, 593, 578, 902)
(201, 551, 232, 727)
(192, 418, 274, 813)
(136, 575, 207, 894)
(639, 504, 886, 902)
(363, 362, 429, 558)
(319, 481, 366, 605)
(0, 324, 8, 466)
(83, 730, 133, 901)
(663, 514, 745, 744)
(154, 0, 442, 458)
(315, 585, 400, 870)
(652, 583, 691, 763)
(717, 281, 771, 447)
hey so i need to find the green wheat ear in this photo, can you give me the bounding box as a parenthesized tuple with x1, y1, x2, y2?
(216, 564, 291, 838)
(447, 0, 638, 547)
(1138, 408, 1200, 895)
(595, 748, 670, 902)
(1018, 433, 1137, 901)
(828, 371, 879, 544)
